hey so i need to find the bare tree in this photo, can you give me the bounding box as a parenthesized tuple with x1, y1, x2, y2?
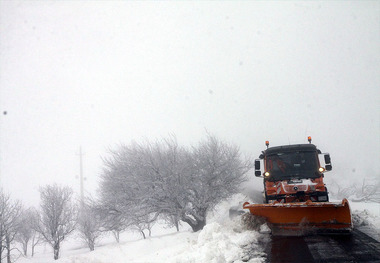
(328, 179, 356, 200)
(100, 137, 191, 233)
(129, 213, 156, 239)
(99, 134, 251, 232)
(105, 215, 127, 243)
(15, 208, 32, 257)
(352, 177, 380, 203)
(0, 189, 22, 263)
(95, 196, 130, 243)
(30, 231, 43, 257)
(15, 207, 44, 257)
(28, 209, 44, 257)
(77, 201, 103, 251)
(329, 177, 380, 203)
(165, 215, 181, 232)
(35, 184, 77, 260)
(183, 135, 251, 231)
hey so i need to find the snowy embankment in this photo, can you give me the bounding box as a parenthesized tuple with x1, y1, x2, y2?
(56, 194, 265, 263)
(19, 194, 266, 263)
(54, 221, 264, 263)
(349, 200, 380, 241)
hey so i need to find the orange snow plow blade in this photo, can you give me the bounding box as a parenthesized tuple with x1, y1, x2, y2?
(243, 199, 352, 235)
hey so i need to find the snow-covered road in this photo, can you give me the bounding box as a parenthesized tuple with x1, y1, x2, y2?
(261, 228, 380, 262)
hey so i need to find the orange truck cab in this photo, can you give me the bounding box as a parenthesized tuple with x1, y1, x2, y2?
(254, 140, 332, 204)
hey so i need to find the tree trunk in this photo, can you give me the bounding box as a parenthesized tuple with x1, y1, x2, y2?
(53, 242, 60, 260)
(23, 242, 28, 256)
(112, 230, 120, 243)
(0, 242, 3, 263)
(6, 235, 11, 263)
(182, 217, 206, 232)
(32, 239, 37, 257)
(175, 221, 179, 232)
(89, 240, 95, 251)
(7, 249, 11, 263)
(31, 236, 37, 257)
(140, 230, 146, 239)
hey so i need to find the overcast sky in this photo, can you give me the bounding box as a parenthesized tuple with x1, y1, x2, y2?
(1, 1, 379, 206)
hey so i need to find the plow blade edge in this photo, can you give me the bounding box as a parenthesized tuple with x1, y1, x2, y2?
(243, 199, 352, 235)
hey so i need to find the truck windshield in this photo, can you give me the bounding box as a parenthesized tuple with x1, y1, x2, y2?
(266, 151, 320, 181)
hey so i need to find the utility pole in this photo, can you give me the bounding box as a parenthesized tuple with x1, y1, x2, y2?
(0, 111, 7, 185)
(78, 146, 85, 208)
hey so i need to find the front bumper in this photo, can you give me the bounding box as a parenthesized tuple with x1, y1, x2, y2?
(267, 191, 328, 202)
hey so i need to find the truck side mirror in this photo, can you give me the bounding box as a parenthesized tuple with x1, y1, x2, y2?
(324, 154, 331, 164)
(255, 159, 260, 170)
(254, 159, 261, 177)
(324, 154, 332, 171)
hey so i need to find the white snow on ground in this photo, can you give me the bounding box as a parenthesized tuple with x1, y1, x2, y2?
(51, 220, 264, 263)
(18, 194, 265, 263)
(349, 200, 380, 241)
(173, 221, 264, 263)
(57, 231, 199, 263)
(17, 196, 380, 263)
(350, 201, 380, 220)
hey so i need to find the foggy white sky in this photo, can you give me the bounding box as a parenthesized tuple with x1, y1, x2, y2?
(0, 1, 379, 206)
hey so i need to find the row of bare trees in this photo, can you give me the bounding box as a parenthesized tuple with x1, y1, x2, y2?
(0, 185, 77, 262)
(0, 190, 22, 263)
(0, 135, 252, 261)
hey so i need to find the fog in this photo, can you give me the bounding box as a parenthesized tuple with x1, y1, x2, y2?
(0, 1, 379, 206)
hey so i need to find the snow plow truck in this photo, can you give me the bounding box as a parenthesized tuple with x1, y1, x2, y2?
(243, 137, 353, 235)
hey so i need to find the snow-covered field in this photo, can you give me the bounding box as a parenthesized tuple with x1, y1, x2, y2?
(349, 201, 380, 241)
(17, 194, 380, 263)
